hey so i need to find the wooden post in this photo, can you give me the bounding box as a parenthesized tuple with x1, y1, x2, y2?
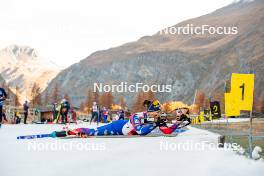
(248, 111, 253, 159)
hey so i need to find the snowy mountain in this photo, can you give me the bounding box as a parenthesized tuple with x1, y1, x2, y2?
(0, 45, 61, 102)
(45, 0, 264, 106)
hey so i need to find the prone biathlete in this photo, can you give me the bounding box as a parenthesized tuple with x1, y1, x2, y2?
(51, 100, 181, 138)
(157, 107, 191, 134)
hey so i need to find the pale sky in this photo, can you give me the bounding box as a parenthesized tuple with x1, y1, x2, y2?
(0, 0, 234, 67)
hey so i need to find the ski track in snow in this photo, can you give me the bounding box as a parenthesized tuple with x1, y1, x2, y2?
(0, 123, 263, 176)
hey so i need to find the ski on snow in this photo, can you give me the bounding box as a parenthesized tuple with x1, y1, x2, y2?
(17, 134, 52, 140)
(16, 129, 187, 140)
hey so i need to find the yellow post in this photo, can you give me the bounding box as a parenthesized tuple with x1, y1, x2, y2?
(199, 111, 205, 123)
(209, 111, 212, 121)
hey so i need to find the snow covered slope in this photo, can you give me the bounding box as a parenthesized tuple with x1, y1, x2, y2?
(0, 45, 62, 102)
(0, 123, 263, 176)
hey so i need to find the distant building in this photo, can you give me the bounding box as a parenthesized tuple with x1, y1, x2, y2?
(39, 105, 80, 122)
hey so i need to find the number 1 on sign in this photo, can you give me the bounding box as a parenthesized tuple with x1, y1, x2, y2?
(240, 83, 245, 100)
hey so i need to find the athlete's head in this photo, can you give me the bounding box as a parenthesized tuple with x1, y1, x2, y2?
(143, 100, 152, 108)
(175, 108, 184, 117)
(143, 100, 161, 112)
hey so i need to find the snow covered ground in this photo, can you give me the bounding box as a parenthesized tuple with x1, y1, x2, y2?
(0, 123, 263, 176)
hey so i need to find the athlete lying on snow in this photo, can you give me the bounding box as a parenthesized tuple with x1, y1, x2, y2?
(51, 100, 190, 138)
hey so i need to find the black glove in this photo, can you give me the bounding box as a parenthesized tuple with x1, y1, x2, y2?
(155, 118, 167, 127)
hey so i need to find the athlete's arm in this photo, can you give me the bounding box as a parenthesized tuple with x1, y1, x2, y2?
(131, 113, 156, 135)
(134, 124, 156, 135)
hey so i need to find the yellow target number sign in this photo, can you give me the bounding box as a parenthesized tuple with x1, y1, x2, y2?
(225, 73, 254, 117)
